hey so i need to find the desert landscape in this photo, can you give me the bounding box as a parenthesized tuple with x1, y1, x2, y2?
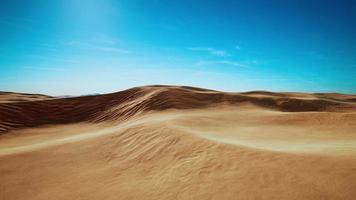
(2, 0, 356, 199)
(1, 85, 356, 200)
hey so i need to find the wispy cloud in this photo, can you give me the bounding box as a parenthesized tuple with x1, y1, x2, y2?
(188, 47, 229, 57)
(22, 66, 68, 72)
(66, 41, 130, 54)
(94, 36, 120, 45)
(195, 60, 248, 68)
(24, 54, 80, 63)
(95, 46, 130, 53)
(245, 60, 260, 65)
(235, 45, 241, 50)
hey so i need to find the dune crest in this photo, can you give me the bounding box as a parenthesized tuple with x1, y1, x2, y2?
(1, 85, 355, 133)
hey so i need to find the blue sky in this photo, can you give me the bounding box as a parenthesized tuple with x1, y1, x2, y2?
(1, 0, 355, 95)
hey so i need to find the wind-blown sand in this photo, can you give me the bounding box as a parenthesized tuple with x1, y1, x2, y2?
(0, 85, 356, 199)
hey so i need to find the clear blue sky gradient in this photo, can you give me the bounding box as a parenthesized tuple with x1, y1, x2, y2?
(1, 0, 356, 95)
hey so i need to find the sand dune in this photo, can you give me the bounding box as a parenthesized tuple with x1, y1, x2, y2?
(0, 92, 54, 103)
(0, 85, 356, 199)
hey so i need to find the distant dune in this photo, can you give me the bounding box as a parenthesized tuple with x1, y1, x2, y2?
(1, 85, 355, 133)
(0, 91, 54, 103)
(1, 85, 356, 200)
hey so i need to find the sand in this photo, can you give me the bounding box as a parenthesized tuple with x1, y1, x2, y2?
(0, 85, 356, 199)
(0, 92, 54, 103)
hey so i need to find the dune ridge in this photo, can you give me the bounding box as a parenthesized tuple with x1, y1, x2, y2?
(0, 85, 355, 133)
(0, 91, 54, 103)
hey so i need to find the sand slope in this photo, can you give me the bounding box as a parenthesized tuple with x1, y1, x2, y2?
(0, 86, 356, 200)
(0, 92, 54, 103)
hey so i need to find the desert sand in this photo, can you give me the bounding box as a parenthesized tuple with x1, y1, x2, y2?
(0, 85, 356, 200)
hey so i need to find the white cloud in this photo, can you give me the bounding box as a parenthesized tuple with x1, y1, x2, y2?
(22, 66, 68, 72)
(94, 46, 130, 53)
(245, 60, 260, 65)
(188, 47, 229, 57)
(94, 36, 121, 45)
(24, 54, 80, 63)
(195, 60, 248, 68)
(66, 41, 130, 54)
